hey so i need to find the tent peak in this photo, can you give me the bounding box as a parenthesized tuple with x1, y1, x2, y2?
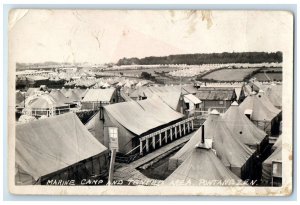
(231, 101, 238, 106)
(210, 109, 220, 115)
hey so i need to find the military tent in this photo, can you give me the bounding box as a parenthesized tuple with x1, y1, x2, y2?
(272, 135, 282, 152)
(22, 94, 70, 117)
(103, 96, 185, 154)
(164, 148, 241, 186)
(169, 110, 255, 179)
(264, 84, 282, 109)
(239, 92, 281, 134)
(16, 91, 25, 105)
(49, 89, 71, 104)
(261, 146, 282, 185)
(15, 113, 109, 185)
(222, 101, 268, 150)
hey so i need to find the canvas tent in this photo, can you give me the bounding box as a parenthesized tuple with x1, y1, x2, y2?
(261, 146, 282, 185)
(222, 101, 268, 150)
(103, 96, 184, 154)
(15, 113, 109, 185)
(16, 91, 25, 105)
(169, 110, 255, 179)
(164, 148, 241, 186)
(239, 92, 281, 134)
(22, 94, 70, 117)
(49, 89, 71, 104)
(264, 84, 282, 109)
(272, 135, 282, 151)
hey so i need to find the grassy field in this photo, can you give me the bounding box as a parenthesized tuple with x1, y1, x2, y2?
(201, 68, 259, 81)
(252, 73, 282, 81)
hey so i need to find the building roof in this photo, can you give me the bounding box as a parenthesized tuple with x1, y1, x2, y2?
(104, 96, 184, 136)
(184, 94, 202, 104)
(195, 88, 236, 101)
(15, 113, 107, 181)
(165, 148, 240, 186)
(81, 88, 116, 102)
(222, 102, 267, 147)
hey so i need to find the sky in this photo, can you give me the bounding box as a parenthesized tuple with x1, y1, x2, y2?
(9, 10, 293, 64)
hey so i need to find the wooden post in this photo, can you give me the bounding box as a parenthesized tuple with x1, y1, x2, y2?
(183, 123, 186, 135)
(159, 133, 162, 146)
(108, 149, 116, 185)
(140, 139, 143, 156)
(145, 138, 149, 152)
(165, 130, 168, 143)
(187, 121, 190, 133)
(178, 125, 181, 137)
(170, 128, 173, 141)
(191, 120, 194, 130)
(175, 126, 177, 139)
(152, 135, 156, 149)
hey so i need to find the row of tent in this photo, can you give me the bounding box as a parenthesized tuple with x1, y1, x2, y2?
(64, 77, 152, 89)
(167, 102, 268, 184)
(164, 86, 282, 186)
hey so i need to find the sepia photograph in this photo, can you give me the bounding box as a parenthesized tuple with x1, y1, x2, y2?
(7, 9, 294, 196)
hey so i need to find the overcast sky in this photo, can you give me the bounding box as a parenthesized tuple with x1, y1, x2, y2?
(9, 10, 292, 64)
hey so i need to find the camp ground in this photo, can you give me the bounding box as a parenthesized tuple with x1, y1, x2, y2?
(15, 113, 110, 185)
(14, 78, 283, 187)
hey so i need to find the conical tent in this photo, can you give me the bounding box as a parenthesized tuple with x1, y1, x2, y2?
(264, 84, 282, 108)
(67, 90, 81, 102)
(164, 148, 241, 186)
(257, 90, 281, 115)
(273, 135, 282, 150)
(169, 110, 254, 178)
(262, 146, 282, 182)
(239, 93, 280, 122)
(168, 112, 220, 171)
(222, 101, 267, 147)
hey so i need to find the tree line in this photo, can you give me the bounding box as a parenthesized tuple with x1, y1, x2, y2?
(117, 52, 282, 65)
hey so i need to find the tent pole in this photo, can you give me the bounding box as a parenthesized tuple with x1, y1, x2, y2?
(108, 149, 116, 185)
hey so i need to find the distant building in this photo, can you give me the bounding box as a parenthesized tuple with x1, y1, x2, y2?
(81, 88, 118, 110)
(195, 87, 237, 113)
